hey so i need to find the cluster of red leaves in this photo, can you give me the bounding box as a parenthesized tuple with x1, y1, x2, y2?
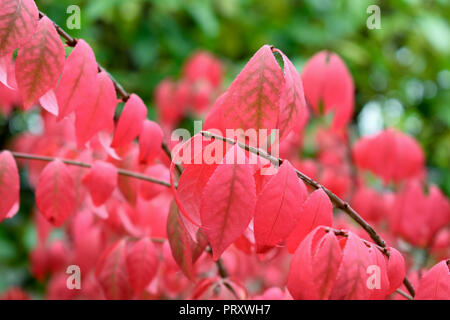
(155, 51, 223, 133)
(0, 0, 449, 300)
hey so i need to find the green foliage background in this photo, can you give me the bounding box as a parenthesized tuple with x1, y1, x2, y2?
(0, 0, 449, 296)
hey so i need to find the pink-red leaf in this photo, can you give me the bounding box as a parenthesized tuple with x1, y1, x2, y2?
(275, 49, 307, 138)
(177, 162, 218, 228)
(82, 160, 118, 206)
(287, 227, 342, 300)
(330, 232, 372, 300)
(56, 39, 98, 120)
(139, 164, 169, 201)
(111, 94, 148, 148)
(35, 160, 76, 226)
(286, 189, 333, 253)
(138, 120, 163, 164)
(126, 237, 159, 294)
(75, 71, 117, 147)
(386, 247, 405, 294)
(15, 16, 65, 109)
(0, 0, 39, 56)
(301, 51, 354, 130)
(311, 231, 343, 299)
(96, 240, 132, 300)
(204, 45, 284, 136)
(166, 201, 195, 280)
(254, 160, 307, 253)
(39, 89, 58, 116)
(200, 145, 256, 260)
(415, 260, 450, 300)
(0, 150, 20, 222)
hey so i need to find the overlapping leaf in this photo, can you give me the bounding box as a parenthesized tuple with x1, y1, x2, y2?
(0, 0, 39, 57)
(254, 160, 307, 253)
(35, 160, 75, 226)
(96, 240, 132, 300)
(200, 145, 256, 260)
(126, 237, 159, 294)
(56, 39, 98, 120)
(15, 17, 65, 109)
(286, 188, 333, 253)
(0, 150, 20, 222)
(111, 94, 148, 148)
(82, 160, 118, 206)
(75, 71, 117, 147)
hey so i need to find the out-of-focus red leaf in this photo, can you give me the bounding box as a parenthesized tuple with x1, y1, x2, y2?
(35, 160, 76, 227)
(126, 237, 159, 294)
(0, 150, 20, 222)
(82, 160, 118, 206)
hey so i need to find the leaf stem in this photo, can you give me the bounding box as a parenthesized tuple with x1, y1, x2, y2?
(9, 151, 173, 188)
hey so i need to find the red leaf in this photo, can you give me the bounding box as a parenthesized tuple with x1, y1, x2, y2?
(301, 51, 354, 130)
(139, 164, 169, 200)
(254, 160, 307, 253)
(177, 163, 218, 227)
(415, 260, 450, 300)
(138, 120, 163, 163)
(117, 147, 139, 204)
(56, 39, 98, 120)
(75, 71, 117, 147)
(166, 201, 195, 280)
(96, 240, 132, 300)
(200, 145, 256, 260)
(330, 232, 372, 300)
(126, 237, 159, 294)
(111, 94, 148, 148)
(287, 227, 342, 300)
(274, 49, 307, 138)
(353, 128, 424, 184)
(15, 16, 65, 109)
(0, 150, 20, 222)
(39, 89, 58, 116)
(82, 160, 118, 206)
(386, 247, 405, 294)
(367, 245, 390, 299)
(35, 160, 76, 226)
(183, 51, 223, 88)
(311, 231, 343, 299)
(204, 45, 284, 139)
(0, 0, 39, 57)
(286, 189, 333, 253)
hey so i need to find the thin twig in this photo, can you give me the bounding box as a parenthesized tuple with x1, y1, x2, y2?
(10, 151, 172, 188)
(200, 130, 416, 297)
(395, 289, 414, 300)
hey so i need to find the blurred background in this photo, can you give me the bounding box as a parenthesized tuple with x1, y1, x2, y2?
(0, 0, 449, 296)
